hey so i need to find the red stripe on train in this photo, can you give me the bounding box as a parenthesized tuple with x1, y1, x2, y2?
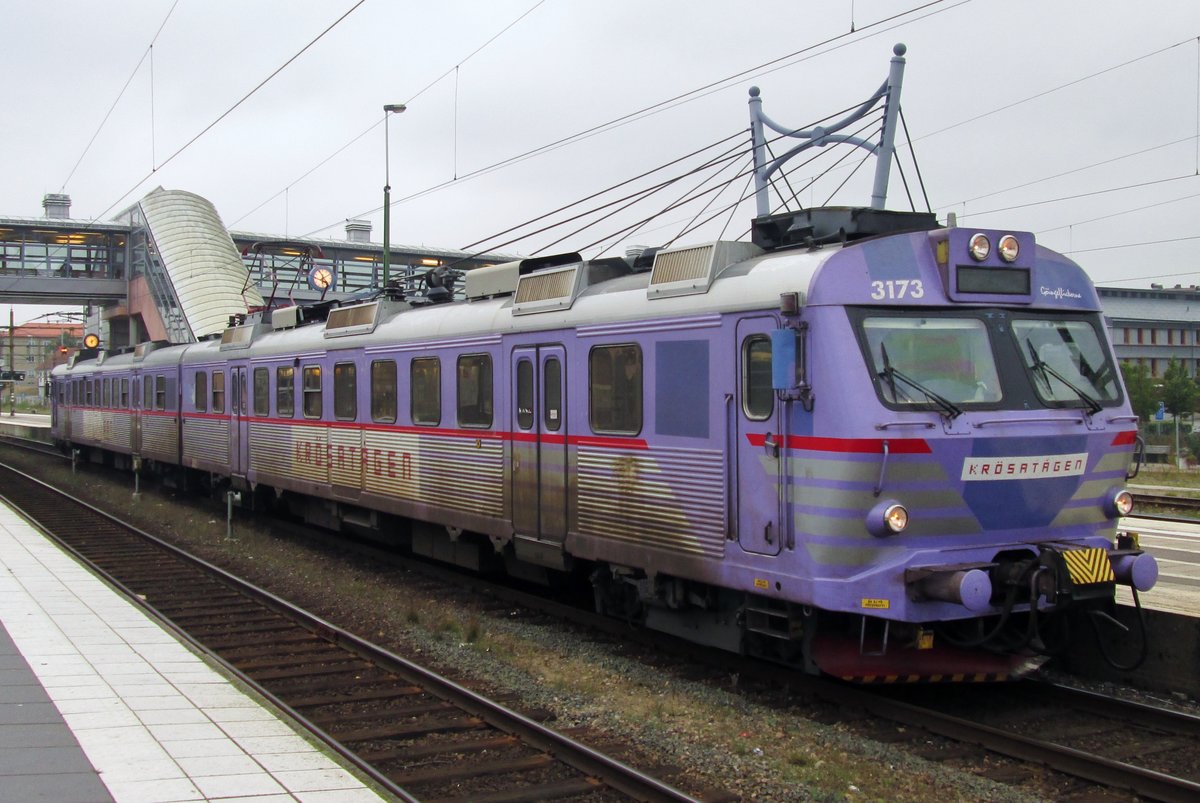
(746, 433, 932, 454)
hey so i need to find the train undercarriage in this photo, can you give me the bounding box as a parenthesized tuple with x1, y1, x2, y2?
(60, 449, 1152, 683)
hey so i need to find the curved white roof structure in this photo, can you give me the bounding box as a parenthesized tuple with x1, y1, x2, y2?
(139, 188, 264, 339)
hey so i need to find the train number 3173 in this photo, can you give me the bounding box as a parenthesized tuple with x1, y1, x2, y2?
(870, 279, 925, 300)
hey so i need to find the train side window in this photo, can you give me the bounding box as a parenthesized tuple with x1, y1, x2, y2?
(155, 375, 166, 410)
(544, 357, 562, 432)
(743, 335, 774, 420)
(277, 366, 295, 417)
(589, 344, 642, 435)
(457, 354, 493, 428)
(92, 379, 99, 406)
(195, 371, 208, 412)
(411, 357, 441, 425)
(334, 362, 356, 421)
(143, 376, 153, 410)
(303, 365, 322, 419)
(212, 370, 225, 414)
(102, 378, 110, 408)
(371, 360, 397, 423)
(253, 368, 269, 416)
(516, 359, 534, 430)
(121, 378, 129, 408)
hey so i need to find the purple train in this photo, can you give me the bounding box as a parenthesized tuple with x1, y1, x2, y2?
(51, 208, 1158, 681)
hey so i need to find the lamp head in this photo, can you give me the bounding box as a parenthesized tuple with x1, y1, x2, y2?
(384, 103, 406, 114)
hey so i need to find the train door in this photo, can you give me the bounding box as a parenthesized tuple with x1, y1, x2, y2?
(131, 373, 143, 456)
(230, 364, 249, 477)
(736, 317, 783, 556)
(510, 345, 568, 545)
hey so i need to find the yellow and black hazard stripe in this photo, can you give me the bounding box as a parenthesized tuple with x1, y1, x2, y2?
(1061, 547, 1116, 586)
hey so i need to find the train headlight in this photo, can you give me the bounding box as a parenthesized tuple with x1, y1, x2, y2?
(968, 233, 991, 261)
(868, 500, 909, 537)
(997, 234, 1020, 262)
(1109, 488, 1134, 517)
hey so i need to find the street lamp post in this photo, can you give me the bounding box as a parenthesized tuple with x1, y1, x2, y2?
(381, 103, 406, 289)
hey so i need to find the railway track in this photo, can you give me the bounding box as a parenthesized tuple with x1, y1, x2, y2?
(6, 439, 1200, 800)
(0, 461, 710, 803)
(852, 679, 1200, 802)
(1131, 491, 1200, 514)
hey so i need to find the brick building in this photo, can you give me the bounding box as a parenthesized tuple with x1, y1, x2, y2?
(0, 321, 83, 403)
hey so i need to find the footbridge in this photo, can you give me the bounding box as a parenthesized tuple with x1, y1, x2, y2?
(1, 190, 514, 349)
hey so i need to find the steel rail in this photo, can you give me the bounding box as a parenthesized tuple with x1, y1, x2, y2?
(848, 684, 1200, 803)
(1131, 492, 1200, 514)
(0, 461, 704, 803)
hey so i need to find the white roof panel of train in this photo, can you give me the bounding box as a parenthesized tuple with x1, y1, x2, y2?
(224, 244, 832, 359)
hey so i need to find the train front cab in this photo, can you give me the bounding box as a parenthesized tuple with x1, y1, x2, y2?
(763, 227, 1157, 680)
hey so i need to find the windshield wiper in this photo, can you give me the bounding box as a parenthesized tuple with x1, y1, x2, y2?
(879, 343, 963, 419)
(1025, 338, 1102, 415)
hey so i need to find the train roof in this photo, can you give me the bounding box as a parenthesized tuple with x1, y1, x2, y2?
(52, 222, 1103, 375)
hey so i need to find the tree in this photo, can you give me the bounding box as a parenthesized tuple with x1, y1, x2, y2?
(1162, 358, 1198, 418)
(1120, 361, 1157, 422)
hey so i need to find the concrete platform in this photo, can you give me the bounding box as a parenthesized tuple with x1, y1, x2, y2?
(0, 412, 52, 444)
(0, 498, 387, 802)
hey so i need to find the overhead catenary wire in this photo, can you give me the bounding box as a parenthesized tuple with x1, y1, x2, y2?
(1036, 188, 1200, 236)
(492, 134, 751, 256)
(661, 154, 759, 250)
(571, 156, 756, 257)
(954, 174, 1198, 220)
(458, 131, 748, 252)
(91, 0, 368, 225)
(467, 93, 882, 258)
(60, 0, 181, 192)
(304, 0, 964, 238)
(541, 139, 752, 257)
(898, 107, 931, 213)
(948, 135, 1196, 209)
(229, 0, 549, 229)
(463, 81, 900, 261)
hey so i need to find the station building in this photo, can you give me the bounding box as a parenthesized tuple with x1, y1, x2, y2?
(0, 321, 84, 403)
(1099, 286, 1200, 378)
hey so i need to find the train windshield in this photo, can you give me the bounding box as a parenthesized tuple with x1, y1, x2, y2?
(1012, 318, 1120, 406)
(862, 317, 1002, 407)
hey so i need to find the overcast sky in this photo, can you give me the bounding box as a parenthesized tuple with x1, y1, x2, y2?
(4, 0, 1200, 323)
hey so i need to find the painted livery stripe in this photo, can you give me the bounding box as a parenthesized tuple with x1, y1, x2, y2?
(1111, 430, 1138, 446)
(746, 433, 931, 454)
(59, 406, 649, 450)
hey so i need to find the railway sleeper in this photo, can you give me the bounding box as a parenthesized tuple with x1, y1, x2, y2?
(395, 752, 557, 789)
